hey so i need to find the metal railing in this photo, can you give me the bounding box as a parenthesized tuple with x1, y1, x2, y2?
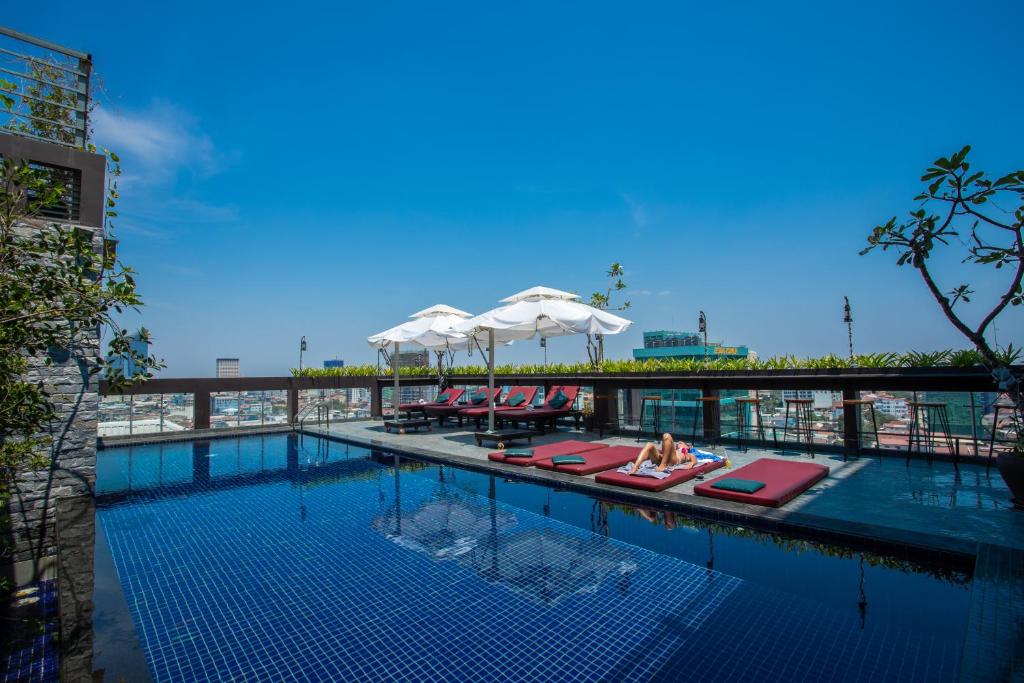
(98, 367, 1020, 461)
(0, 25, 91, 148)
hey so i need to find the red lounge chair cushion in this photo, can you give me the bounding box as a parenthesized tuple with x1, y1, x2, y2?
(693, 458, 829, 507)
(488, 440, 608, 466)
(534, 445, 641, 475)
(460, 405, 517, 416)
(595, 460, 725, 492)
(500, 386, 581, 420)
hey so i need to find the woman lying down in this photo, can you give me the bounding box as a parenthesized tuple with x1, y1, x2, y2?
(626, 433, 721, 475)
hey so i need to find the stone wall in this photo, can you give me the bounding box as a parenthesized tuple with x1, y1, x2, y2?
(4, 219, 101, 581)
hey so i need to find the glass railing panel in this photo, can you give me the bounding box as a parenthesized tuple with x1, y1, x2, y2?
(856, 389, 1016, 457)
(98, 395, 131, 437)
(161, 393, 194, 431)
(210, 391, 241, 429)
(262, 390, 289, 424)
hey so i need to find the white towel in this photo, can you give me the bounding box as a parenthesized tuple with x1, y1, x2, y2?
(616, 451, 722, 479)
(615, 461, 692, 479)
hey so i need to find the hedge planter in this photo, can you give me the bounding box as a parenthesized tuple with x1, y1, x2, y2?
(997, 452, 1024, 510)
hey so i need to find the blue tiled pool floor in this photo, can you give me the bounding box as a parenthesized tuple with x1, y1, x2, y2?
(97, 436, 964, 682)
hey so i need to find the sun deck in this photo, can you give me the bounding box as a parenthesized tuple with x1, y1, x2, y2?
(312, 419, 1024, 559)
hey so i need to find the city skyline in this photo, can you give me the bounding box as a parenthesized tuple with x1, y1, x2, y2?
(6, 1, 1021, 377)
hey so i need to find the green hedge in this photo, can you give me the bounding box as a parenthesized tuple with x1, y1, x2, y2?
(290, 348, 1009, 377)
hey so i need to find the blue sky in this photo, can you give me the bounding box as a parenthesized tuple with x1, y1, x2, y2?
(9, 1, 1022, 376)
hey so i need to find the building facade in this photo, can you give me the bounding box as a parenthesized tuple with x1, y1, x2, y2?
(632, 330, 749, 362)
(1, 28, 105, 581)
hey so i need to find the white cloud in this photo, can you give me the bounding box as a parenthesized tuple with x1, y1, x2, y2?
(620, 193, 648, 227)
(627, 289, 652, 296)
(657, 290, 672, 297)
(92, 101, 222, 183)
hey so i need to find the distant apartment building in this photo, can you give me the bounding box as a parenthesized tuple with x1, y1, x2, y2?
(397, 350, 431, 404)
(106, 331, 150, 379)
(216, 358, 240, 378)
(781, 390, 841, 411)
(632, 330, 749, 361)
(873, 394, 909, 420)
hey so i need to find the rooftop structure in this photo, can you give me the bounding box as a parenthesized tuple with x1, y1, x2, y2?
(0, 26, 91, 148)
(633, 330, 749, 361)
(215, 358, 240, 378)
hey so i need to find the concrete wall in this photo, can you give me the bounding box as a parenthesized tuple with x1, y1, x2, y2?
(4, 219, 101, 583)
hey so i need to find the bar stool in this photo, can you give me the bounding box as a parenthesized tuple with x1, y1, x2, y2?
(988, 398, 1016, 460)
(907, 402, 957, 470)
(841, 398, 880, 459)
(782, 398, 815, 458)
(734, 396, 766, 451)
(636, 395, 663, 442)
(690, 395, 721, 446)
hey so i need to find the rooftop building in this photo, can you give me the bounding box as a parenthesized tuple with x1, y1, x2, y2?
(216, 358, 240, 378)
(632, 330, 749, 361)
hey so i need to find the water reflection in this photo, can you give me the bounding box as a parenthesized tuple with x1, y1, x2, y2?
(373, 473, 637, 606)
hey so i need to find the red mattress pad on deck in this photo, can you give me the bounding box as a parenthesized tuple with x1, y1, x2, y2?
(534, 445, 641, 475)
(595, 459, 725, 492)
(487, 440, 608, 466)
(693, 458, 829, 507)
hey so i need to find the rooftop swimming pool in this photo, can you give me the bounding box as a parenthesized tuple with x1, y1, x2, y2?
(94, 433, 971, 682)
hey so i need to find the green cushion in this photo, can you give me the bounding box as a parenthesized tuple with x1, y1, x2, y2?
(710, 478, 766, 494)
(506, 392, 527, 407)
(551, 455, 586, 465)
(470, 390, 488, 405)
(436, 391, 451, 404)
(548, 389, 570, 409)
(503, 448, 534, 458)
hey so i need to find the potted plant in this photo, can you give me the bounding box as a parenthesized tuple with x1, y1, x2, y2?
(581, 405, 596, 432)
(996, 430, 1024, 509)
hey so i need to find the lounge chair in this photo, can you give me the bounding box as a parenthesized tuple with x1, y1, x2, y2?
(488, 439, 608, 466)
(458, 386, 539, 429)
(693, 458, 829, 507)
(498, 385, 583, 433)
(534, 445, 641, 475)
(425, 386, 498, 427)
(400, 388, 464, 419)
(595, 457, 725, 492)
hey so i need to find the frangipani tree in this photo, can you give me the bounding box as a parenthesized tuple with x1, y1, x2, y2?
(862, 145, 1022, 448)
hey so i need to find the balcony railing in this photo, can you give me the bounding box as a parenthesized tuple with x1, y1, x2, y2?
(98, 367, 1020, 461)
(0, 25, 91, 148)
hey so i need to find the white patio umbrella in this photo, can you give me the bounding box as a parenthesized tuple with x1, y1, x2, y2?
(367, 305, 473, 420)
(450, 286, 632, 432)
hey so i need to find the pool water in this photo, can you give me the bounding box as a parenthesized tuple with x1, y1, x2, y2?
(96, 434, 971, 682)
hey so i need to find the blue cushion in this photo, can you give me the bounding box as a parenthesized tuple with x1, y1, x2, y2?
(551, 455, 586, 465)
(710, 478, 766, 494)
(471, 390, 488, 405)
(506, 392, 527, 407)
(548, 389, 570, 409)
(503, 449, 534, 458)
(436, 391, 452, 404)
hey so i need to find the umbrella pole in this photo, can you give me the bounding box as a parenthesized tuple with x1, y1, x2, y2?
(487, 328, 496, 433)
(393, 341, 401, 420)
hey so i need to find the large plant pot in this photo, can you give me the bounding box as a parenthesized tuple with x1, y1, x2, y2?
(997, 452, 1024, 510)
